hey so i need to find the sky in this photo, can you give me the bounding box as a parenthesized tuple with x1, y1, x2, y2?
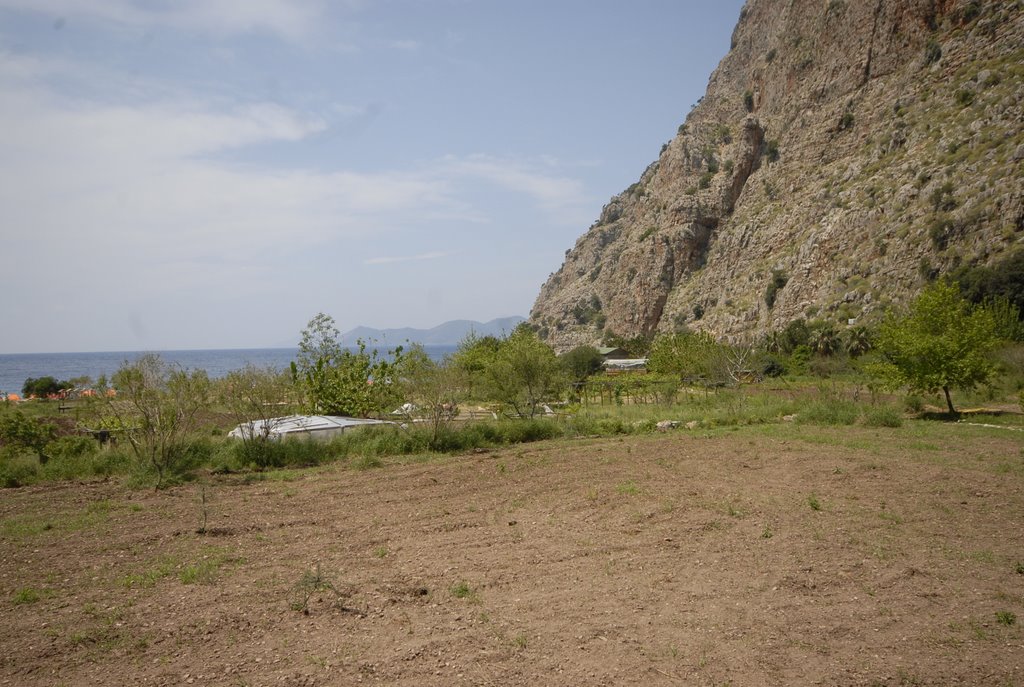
(0, 0, 746, 353)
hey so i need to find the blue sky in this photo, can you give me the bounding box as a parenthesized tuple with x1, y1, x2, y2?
(0, 0, 745, 353)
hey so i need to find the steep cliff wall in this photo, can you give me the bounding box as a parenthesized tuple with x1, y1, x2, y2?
(530, 0, 1024, 350)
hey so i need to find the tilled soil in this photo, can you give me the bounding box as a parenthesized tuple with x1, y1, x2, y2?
(1, 423, 1022, 686)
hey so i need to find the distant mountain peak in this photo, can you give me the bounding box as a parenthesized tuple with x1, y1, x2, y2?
(338, 316, 525, 346)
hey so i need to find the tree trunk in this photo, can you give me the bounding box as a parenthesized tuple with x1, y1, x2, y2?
(943, 386, 956, 415)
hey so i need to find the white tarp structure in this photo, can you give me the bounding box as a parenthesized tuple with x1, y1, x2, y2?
(228, 415, 393, 442)
(603, 358, 648, 371)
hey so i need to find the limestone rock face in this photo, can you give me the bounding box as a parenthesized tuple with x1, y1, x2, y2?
(530, 0, 1024, 350)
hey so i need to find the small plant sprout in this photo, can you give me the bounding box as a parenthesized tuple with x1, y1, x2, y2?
(996, 611, 1016, 626)
(196, 485, 209, 534)
(807, 494, 822, 511)
(451, 580, 473, 599)
(290, 563, 338, 615)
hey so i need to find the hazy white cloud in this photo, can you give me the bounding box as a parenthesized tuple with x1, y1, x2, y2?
(0, 57, 461, 318)
(0, 50, 593, 351)
(390, 39, 421, 52)
(0, 0, 328, 41)
(442, 154, 592, 225)
(364, 251, 448, 265)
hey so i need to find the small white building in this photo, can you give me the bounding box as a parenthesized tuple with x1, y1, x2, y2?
(228, 415, 393, 442)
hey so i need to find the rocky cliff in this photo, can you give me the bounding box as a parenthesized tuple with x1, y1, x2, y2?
(530, 0, 1024, 350)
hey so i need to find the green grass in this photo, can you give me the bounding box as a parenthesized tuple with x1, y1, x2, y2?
(119, 557, 177, 589)
(616, 480, 642, 496)
(12, 587, 42, 604)
(0, 499, 134, 541)
(450, 580, 480, 603)
(3, 375, 1020, 488)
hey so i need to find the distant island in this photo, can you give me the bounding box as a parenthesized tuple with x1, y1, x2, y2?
(338, 316, 525, 346)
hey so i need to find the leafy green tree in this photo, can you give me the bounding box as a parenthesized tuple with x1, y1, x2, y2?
(484, 328, 564, 418)
(647, 331, 722, 381)
(292, 313, 405, 417)
(951, 248, 1024, 313)
(872, 281, 998, 414)
(22, 376, 69, 398)
(559, 345, 605, 384)
(105, 354, 212, 487)
(779, 319, 811, 353)
(0, 410, 56, 462)
(649, 331, 760, 386)
(450, 332, 503, 399)
(983, 296, 1024, 342)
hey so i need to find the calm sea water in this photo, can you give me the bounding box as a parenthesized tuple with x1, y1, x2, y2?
(0, 346, 458, 395)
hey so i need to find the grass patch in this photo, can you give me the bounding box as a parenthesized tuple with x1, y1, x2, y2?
(12, 587, 43, 604)
(616, 480, 642, 496)
(451, 580, 473, 598)
(119, 557, 177, 589)
(178, 547, 241, 585)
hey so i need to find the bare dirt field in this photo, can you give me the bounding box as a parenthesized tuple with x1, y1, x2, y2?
(2, 422, 1023, 686)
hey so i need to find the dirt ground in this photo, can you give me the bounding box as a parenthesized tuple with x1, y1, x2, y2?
(1, 423, 1023, 686)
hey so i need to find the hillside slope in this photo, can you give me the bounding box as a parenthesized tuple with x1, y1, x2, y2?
(530, 0, 1024, 350)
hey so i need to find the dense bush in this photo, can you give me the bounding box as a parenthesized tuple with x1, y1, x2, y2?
(0, 411, 56, 461)
(951, 249, 1024, 316)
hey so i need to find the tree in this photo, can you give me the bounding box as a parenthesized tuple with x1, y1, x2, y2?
(104, 354, 211, 487)
(484, 328, 564, 418)
(0, 410, 56, 462)
(218, 365, 297, 467)
(649, 331, 760, 387)
(292, 313, 406, 417)
(844, 325, 873, 357)
(647, 331, 722, 382)
(22, 376, 69, 398)
(450, 332, 503, 399)
(808, 324, 841, 356)
(872, 281, 998, 414)
(399, 345, 467, 445)
(559, 345, 605, 384)
(779, 319, 811, 353)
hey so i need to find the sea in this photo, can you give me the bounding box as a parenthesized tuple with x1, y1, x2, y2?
(0, 346, 458, 395)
